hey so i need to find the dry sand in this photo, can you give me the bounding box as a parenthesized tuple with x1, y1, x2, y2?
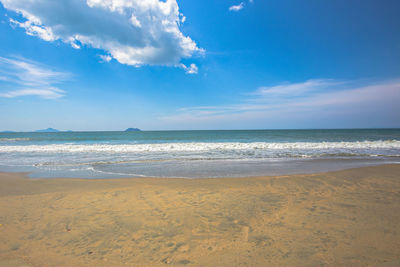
(0, 164, 400, 266)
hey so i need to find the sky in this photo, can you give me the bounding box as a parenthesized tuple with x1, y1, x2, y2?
(0, 0, 399, 131)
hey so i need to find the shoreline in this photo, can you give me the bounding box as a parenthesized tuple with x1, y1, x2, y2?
(11, 162, 400, 180)
(1, 164, 400, 266)
(3, 159, 400, 180)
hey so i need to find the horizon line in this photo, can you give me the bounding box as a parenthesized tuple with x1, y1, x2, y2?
(1, 127, 400, 133)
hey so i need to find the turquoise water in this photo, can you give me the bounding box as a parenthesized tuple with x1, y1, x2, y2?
(0, 129, 399, 178)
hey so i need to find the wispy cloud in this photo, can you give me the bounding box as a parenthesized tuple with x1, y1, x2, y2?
(180, 63, 198, 74)
(229, 2, 244, 12)
(159, 79, 400, 129)
(99, 54, 112, 63)
(229, 1, 254, 12)
(0, 56, 70, 99)
(253, 79, 340, 98)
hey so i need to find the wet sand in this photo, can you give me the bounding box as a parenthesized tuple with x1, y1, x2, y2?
(0, 164, 400, 266)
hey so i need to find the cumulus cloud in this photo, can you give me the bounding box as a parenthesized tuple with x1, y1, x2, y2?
(1, 0, 203, 71)
(0, 56, 70, 99)
(160, 79, 400, 129)
(229, 2, 244, 12)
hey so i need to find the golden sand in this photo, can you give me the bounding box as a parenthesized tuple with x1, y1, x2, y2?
(0, 165, 400, 266)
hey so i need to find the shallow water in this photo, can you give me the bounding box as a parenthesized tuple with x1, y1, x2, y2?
(0, 129, 399, 178)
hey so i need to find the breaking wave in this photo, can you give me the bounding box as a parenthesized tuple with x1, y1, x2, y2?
(0, 140, 399, 153)
(0, 138, 31, 142)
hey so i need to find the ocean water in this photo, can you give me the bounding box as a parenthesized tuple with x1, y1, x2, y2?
(0, 129, 399, 178)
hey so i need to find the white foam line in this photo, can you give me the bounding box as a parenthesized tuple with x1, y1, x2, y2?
(0, 138, 31, 142)
(0, 140, 399, 153)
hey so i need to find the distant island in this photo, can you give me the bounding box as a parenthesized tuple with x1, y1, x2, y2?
(125, 128, 141, 132)
(35, 128, 60, 133)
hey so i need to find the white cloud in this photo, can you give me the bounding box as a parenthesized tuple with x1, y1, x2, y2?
(250, 79, 346, 101)
(0, 56, 70, 99)
(229, 2, 244, 11)
(159, 79, 400, 128)
(1, 0, 203, 71)
(180, 63, 198, 74)
(99, 54, 112, 63)
(0, 88, 65, 99)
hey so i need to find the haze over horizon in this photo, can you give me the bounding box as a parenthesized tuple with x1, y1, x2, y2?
(3, 127, 400, 133)
(1, 0, 399, 131)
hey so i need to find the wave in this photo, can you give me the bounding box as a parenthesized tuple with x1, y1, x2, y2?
(0, 138, 31, 142)
(1, 140, 400, 153)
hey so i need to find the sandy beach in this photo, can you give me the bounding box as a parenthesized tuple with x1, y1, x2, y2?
(0, 164, 400, 266)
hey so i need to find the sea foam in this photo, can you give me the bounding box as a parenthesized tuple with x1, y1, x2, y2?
(0, 140, 399, 153)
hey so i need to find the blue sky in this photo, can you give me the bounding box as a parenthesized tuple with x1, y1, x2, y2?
(0, 0, 399, 131)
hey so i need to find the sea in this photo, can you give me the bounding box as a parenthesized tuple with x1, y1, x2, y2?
(0, 129, 399, 178)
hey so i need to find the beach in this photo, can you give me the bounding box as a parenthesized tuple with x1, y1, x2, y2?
(1, 164, 399, 266)
(1, 0, 399, 265)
